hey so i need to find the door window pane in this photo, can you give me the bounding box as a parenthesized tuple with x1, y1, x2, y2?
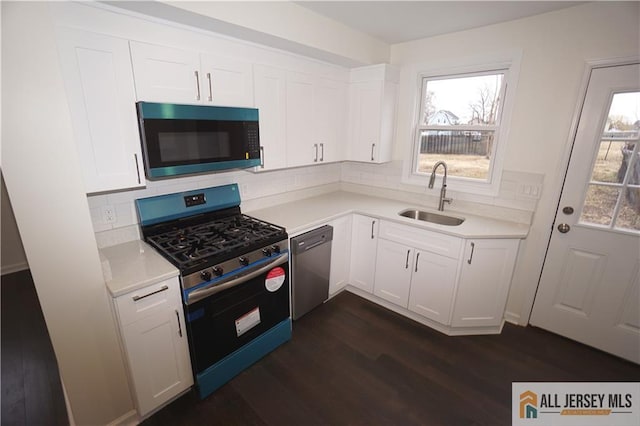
(580, 185, 620, 226)
(579, 91, 640, 233)
(616, 187, 640, 231)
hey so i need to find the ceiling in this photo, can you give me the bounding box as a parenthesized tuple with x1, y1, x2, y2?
(295, 1, 585, 44)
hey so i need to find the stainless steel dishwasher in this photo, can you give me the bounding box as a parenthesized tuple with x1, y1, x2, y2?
(291, 225, 333, 320)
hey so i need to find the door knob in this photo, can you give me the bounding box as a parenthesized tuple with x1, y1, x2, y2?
(557, 223, 570, 233)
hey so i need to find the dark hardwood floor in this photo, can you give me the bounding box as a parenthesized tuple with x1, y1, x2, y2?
(143, 291, 640, 426)
(1, 270, 68, 426)
(2, 271, 639, 426)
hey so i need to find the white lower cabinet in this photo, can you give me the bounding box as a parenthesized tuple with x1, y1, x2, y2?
(373, 239, 413, 307)
(451, 239, 519, 328)
(348, 214, 379, 293)
(364, 220, 520, 333)
(329, 215, 352, 295)
(114, 277, 193, 418)
(407, 249, 459, 325)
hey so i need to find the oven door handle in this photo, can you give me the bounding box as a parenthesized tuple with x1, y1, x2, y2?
(186, 253, 289, 305)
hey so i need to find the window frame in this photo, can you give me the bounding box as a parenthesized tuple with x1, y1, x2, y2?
(402, 57, 520, 197)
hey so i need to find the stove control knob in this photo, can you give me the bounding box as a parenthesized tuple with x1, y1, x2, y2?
(212, 266, 224, 277)
(200, 270, 212, 281)
(271, 245, 281, 254)
(239, 256, 249, 267)
(262, 248, 272, 257)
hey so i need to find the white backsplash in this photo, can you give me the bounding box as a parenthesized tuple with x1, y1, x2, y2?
(90, 160, 543, 248)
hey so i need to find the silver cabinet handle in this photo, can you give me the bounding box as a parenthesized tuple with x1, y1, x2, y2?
(415, 252, 420, 272)
(194, 70, 201, 101)
(314, 144, 318, 162)
(320, 143, 324, 162)
(371, 220, 376, 239)
(467, 242, 475, 265)
(405, 250, 410, 269)
(175, 309, 183, 337)
(260, 146, 265, 168)
(371, 143, 376, 161)
(132, 285, 169, 302)
(206, 72, 212, 101)
(134, 153, 141, 184)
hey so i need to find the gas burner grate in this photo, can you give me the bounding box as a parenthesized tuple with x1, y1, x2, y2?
(145, 214, 286, 272)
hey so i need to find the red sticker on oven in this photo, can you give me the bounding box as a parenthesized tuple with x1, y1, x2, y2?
(265, 267, 285, 292)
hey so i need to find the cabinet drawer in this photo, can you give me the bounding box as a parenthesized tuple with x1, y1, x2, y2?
(378, 220, 462, 259)
(115, 277, 181, 326)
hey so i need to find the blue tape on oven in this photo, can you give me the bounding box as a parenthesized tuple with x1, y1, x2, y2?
(186, 308, 204, 322)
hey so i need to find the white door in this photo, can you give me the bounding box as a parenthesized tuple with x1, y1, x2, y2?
(530, 64, 640, 363)
(349, 214, 378, 293)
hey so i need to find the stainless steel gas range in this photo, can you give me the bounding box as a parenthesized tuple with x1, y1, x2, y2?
(135, 184, 291, 399)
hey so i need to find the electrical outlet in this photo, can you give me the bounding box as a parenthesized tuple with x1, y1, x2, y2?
(101, 205, 117, 224)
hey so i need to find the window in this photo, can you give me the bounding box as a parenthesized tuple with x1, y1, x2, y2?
(409, 68, 511, 194)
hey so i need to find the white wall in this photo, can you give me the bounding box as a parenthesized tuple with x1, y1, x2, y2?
(1, 2, 134, 424)
(1, 172, 28, 275)
(389, 2, 640, 323)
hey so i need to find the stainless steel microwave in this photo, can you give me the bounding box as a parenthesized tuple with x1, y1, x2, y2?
(136, 102, 261, 179)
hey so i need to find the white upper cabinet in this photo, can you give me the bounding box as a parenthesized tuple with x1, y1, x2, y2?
(200, 53, 254, 107)
(315, 78, 347, 164)
(348, 64, 399, 163)
(129, 41, 253, 107)
(286, 71, 316, 168)
(56, 27, 144, 194)
(253, 64, 287, 170)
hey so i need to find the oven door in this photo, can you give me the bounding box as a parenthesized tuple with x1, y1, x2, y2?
(183, 253, 290, 375)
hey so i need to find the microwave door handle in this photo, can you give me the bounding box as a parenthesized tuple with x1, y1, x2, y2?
(186, 253, 289, 305)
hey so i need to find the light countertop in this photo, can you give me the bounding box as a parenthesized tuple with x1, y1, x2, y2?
(246, 191, 529, 239)
(100, 240, 179, 297)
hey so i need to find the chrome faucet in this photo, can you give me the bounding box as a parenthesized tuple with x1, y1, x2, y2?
(428, 161, 452, 211)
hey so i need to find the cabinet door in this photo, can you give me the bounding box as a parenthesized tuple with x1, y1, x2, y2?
(129, 41, 201, 103)
(408, 250, 459, 325)
(121, 305, 193, 417)
(373, 239, 413, 307)
(56, 28, 144, 193)
(452, 239, 519, 328)
(253, 64, 287, 170)
(200, 53, 253, 107)
(286, 71, 315, 167)
(348, 215, 378, 293)
(348, 81, 383, 162)
(329, 215, 352, 295)
(315, 78, 347, 163)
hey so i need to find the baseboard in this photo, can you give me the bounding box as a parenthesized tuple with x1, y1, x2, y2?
(107, 409, 138, 426)
(0, 261, 29, 276)
(504, 310, 523, 326)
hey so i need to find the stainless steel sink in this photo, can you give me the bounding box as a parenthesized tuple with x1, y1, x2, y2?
(398, 209, 465, 226)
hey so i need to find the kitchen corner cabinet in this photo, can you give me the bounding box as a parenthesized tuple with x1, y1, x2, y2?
(113, 277, 193, 418)
(347, 64, 399, 163)
(348, 214, 379, 293)
(129, 41, 253, 107)
(56, 27, 144, 193)
(451, 239, 519, 328)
